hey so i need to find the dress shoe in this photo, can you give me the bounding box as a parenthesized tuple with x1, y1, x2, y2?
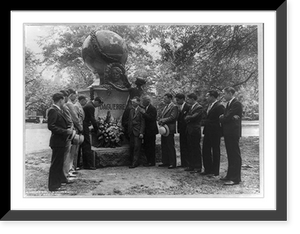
(168, 165, 176, 169)
(129, 165, 137, 168)
(158, 164, 169, 167)
(224, 180, 239, 186)
(49, 187, 66, 192)
(220, 177, 230, 181)
(61, 180, 75, 185)
(200, 172, 214, 176)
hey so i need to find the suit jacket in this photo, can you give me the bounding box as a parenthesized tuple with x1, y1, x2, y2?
(185, 102, 203, 135)
(128, 106, 145, 137)
(177, 102, 190, 134)
(83, 101, 98, 130)
(65, 100, 82, 132)
(142, 104, 158, 136)
(159, 102, 179, 135)
(47, 105, 72, 148)
(203, 101, 225, 137)
(220, 98, 243, 137)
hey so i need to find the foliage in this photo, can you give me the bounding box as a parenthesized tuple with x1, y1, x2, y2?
(25, 24, 259, 120)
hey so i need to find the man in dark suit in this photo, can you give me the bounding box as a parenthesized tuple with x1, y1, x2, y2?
(202, 90, 225, 176)
(158, 93, 179, 169)
(140, 95, 158, 166)
(219, 86, 243, 185)
(47, 93, 73, 191)
(128, 96, 145, 168)
(82, 96, 103, 170)
(185, 93, 204, 173)
(175, 93, 190, 168)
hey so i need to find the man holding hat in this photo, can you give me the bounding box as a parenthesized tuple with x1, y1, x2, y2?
(128, 96, 145, 168)
(47, 92, 74, 191)
(157, 93, 179, 169)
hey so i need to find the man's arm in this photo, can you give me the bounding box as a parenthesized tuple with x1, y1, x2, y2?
(66, 102, 83, 132)
(185, 106, 203, 123)
(84, 105, 98, 130)
(142, 106, 157, 122)
(47, 109, 72, 135)
(159, 105, 178, 124)
(219, 102, 242, 124)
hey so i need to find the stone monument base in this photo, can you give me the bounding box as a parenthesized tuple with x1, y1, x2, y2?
(91, 143, 162, 168)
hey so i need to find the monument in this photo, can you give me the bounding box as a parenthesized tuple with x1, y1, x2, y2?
(80, 29, 146, 167)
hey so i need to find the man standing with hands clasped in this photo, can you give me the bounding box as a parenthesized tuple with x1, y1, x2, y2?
(184, 93, 203, 174)
(128, 96, 145, 168)
(219, 87, 243, 185)
(140, 95, 158, 167)
(202, 90, 225, 177)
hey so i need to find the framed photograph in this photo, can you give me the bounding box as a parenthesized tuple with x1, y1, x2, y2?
(5, 2, 286, 221)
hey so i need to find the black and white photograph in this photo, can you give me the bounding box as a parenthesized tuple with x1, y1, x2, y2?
(24, 23, 262, 197)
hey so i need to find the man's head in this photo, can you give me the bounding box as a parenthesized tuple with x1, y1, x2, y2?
(142, 95, 151, 107)
(186, 93, 198, 105)
(93, 96, 103, 107)
(206, 90, 219, 104)
(223, 86, 236, 102)
(78, 95, 87, 107)
(59, 90, 69, 103)
(131, 96, 141, 108)
(163, 93, 173, 105)
(68, 88, 77, 102)
(52, 92, 65, 108)
(175, 93, 185, 105)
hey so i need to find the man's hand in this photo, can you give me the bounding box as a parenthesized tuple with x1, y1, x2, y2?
(139, 134, 144, 139)
(233, 115, 240, 120)
(66, 128, 73, 135)
(139, 108, 146, 114)
(219, 114, 224, 119)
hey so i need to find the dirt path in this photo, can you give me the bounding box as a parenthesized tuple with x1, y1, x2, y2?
(25, 137, 260, 197)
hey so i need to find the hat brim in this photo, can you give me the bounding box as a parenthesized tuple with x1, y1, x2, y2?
(159, 124, 169, 137)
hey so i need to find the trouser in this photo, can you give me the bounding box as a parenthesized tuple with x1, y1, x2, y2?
(179, 132, 189, 167)
(63, 141, 72, 177)
(129, 134, 142, 166)
(69, 144, 79, 170)
(143, 134, 156, 165)
(48, 146, 69, 191)
(81, 125, 94, 168)
(161, 134, 176, 166)
(186, 131, 202, 170)
(224, 135, 242, 182)
(202, 133, 221, 175)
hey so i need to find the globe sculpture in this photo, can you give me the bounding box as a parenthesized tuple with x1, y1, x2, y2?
(82, 30, 130, 90)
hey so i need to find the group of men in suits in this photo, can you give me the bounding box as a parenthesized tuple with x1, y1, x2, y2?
(174, 88, 243, 185)
(47, 89, 103, 191)
(134, 87, 243, 186)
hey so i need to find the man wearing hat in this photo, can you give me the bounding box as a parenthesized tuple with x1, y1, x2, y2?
(128, 96, 145, 168)
(157, 93, 179, 169)
(47, 92, 74, 191)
